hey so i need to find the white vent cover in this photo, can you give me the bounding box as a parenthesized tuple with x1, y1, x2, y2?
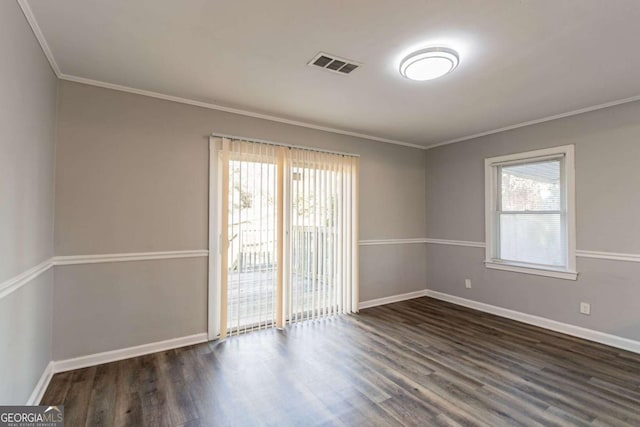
(308, 52, 360, 75)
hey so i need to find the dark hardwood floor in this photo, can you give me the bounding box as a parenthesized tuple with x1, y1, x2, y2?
(42, 297, 640, 426)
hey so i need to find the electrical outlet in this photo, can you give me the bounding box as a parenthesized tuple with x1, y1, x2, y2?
(580, 302, 591, 315)
(465, 279, 472, 289)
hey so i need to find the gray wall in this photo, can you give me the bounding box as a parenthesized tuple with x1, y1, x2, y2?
(53, 259, 207, 359)
(426, 99, 640, 341)
(0, 1, 57, 403)
(53, 80, 427, 360)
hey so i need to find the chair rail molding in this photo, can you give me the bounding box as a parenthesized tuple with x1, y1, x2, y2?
(0, 250, 209, 300)
(3, 244, 638, 301)
(575, 250, 640, 263)
(423, 238, 486, 248)
(359, 238, 428, 246)
(423, 238, 640, 262)
(53, 250, 209, 265)
(0, 259, 54, 299)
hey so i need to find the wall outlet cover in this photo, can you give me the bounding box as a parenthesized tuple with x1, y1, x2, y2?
(580, 302, 591, 315)
(465, 279, 472, 289)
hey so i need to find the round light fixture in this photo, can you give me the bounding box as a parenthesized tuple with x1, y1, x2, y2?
(399, 47, 459, 81)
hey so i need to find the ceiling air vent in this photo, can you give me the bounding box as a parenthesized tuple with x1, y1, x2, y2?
(308, 52, 360, 75)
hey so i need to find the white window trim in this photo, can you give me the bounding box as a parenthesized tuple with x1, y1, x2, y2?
(484, 145, 577, 281)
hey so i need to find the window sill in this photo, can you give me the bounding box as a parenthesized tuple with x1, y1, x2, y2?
(484, 261, 578, 281)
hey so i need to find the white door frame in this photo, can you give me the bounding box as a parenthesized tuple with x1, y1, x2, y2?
(207, 137, 221, 340)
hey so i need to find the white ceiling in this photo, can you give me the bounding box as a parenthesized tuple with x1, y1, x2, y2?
(25, 0, 640, 148)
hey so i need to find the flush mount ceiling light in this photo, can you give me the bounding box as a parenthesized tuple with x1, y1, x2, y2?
(399, 47, 459, 81)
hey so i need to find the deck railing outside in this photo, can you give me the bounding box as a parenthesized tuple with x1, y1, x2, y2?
(227, 226, 335, 330)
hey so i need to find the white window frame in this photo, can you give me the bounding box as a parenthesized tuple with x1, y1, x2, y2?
(484, 145, 577, 280)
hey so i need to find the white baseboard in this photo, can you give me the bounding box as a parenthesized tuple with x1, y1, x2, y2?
(27, 361, 54, 405)
(359, 289, 429, 310)
(53, 333, 209, 373)
(425, 290, 640, 355)
(34, 289, 639, 400)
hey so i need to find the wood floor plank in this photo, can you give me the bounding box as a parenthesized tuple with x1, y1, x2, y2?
(40, 370, 72, 405)
(156, 350, 199, 426)
(137, 354, 172, 427)
(62, 366, 96, 427)
(113, 358, 143, 426)
(85, 362, 118, 426)
(44, 297, 640, 426)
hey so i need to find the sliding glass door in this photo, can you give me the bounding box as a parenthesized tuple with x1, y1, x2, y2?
(211, 137, 359, 338)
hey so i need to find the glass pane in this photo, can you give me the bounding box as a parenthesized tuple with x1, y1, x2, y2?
(290, 164, 338, 320)
(501, 160, 561, 211)
(227, 159, 278, 332)
(499, 213, 565, 266)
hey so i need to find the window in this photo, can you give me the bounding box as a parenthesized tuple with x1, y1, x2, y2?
(484, 145, 577, 280)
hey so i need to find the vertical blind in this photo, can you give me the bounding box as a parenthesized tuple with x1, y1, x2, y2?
(219, 139, 279, 336)
(217, 137, 359, 337)
(285, 147, 359, 323)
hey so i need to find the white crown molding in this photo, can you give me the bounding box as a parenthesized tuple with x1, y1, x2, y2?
(425, 290, 640, 354)
(576, 250, 640, 263)
(55, 74, 640, 153)
(18, 1, 640, 152)
(53, 250, 209, 266)
(358, 289, 428, 310)
(426, 94, 640, 150)
(359, 238, 428, 246)
(20, 0, 640, 153)
(0, 259, 54, 300)
(19, 0, 425, 151)
(17, 0, 61, 77)
(53, 333, 208, 373)
(26, 361, 54, 405)
(59, 74, 426, 150)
